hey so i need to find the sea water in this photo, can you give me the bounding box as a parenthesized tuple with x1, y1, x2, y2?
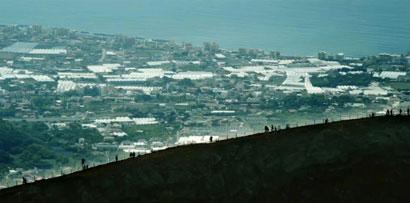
(0, 0, 409, 56)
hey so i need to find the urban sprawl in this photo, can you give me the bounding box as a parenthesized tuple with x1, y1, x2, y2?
(0, 25, 409, 187)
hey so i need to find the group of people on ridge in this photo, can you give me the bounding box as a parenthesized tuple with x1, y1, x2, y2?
(386, 108, 410, 116)
(264, 107, 410, 133)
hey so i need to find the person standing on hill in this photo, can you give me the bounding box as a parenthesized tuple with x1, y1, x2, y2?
(81, 158, 86, 170)
(264, 126, 269, 133)
(130, 152, 136, 158)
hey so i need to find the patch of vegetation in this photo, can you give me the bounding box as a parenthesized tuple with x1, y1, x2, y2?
(388, 81, 410, 91)
(268, 75, 286, 85)
(311, 70, 373, 87)
(0, 120, 102, 175)
(122, 124, 169, 140)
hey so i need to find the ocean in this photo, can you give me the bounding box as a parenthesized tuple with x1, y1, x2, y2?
(0, 0, 409, 56)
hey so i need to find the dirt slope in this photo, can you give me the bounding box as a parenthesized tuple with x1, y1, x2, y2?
(1, 116, 410, 202)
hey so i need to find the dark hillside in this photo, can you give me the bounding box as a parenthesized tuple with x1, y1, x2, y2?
(1, 116, 410, 202)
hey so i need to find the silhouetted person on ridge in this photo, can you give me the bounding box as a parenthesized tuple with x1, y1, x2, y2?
(264, 126, 269, 133)
(210, 136, 213, 142)
(386, 109, 390, 116)
(22, 177, 27, 184)
(325, 118, 329, 124)
(271, 125, 274, 132)
(130, 152, 136, 158)
(371, 112, 375, 117)
(81, 158, 86, 170)
(115, 155, 118, 162)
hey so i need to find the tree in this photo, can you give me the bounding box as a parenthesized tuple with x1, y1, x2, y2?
(83, 86, 101, 96)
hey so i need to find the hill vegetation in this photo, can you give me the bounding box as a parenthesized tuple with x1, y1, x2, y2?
(0, 120, 101, 174)
(1, 116, 410, 202)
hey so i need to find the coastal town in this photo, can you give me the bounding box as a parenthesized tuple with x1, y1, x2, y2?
(0, 24, 409, 187)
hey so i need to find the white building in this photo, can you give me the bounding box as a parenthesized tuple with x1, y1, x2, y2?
(146, 61, 171, 66)
(107, 68, 173, 82)
(304, 74, 323, 94)
(114, 86, 161, 95)
(171, 71, 214, 80)
(87, 64, 121, 73)
(175, 136, 219, 145)
(363, 83, 389, 96)
(58, 72, 98, 79)
(215, 53, 226, 59)
(29, 48, 67, 55)
(133, 118, 159, 125)
(56, 80, 77, 93)
(31, 75, 54, 82)
(94, 117, 158, 125)
(373, 71, 406, 79)
(151, 141, 168, 151)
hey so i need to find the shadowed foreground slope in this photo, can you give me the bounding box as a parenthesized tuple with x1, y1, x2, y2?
(1, 116, 410, 202)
